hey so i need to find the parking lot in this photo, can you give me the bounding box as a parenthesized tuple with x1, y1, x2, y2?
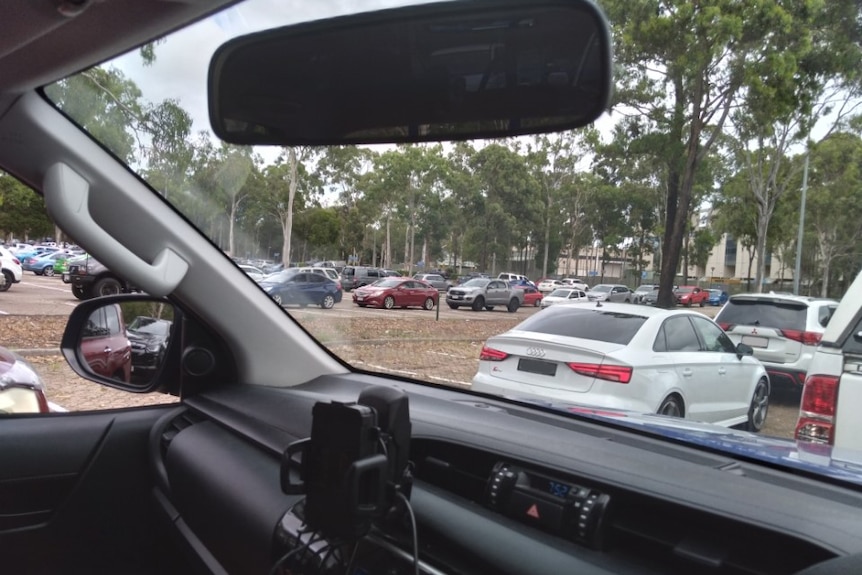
(2, 274, 800, 439)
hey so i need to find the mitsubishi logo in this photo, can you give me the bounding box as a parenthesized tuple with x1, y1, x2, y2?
(526, 347, 546, 358)
(751, 328, 758, 335)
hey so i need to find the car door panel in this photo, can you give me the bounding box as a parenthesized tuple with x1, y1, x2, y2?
(690, 316, 750, 422)
(1, 406, 183, 573)
(661, 316, 722, 422)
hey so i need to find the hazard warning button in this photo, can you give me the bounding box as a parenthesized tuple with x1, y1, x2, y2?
(507, 491, 565, 531)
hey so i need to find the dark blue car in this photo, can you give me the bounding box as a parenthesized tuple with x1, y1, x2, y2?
(259, 270, 342, 309)
(708, 289, 729, 306)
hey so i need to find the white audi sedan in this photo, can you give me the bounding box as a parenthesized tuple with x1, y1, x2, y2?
(472, 302, 770, 431)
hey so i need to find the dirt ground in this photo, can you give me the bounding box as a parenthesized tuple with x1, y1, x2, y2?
(2, 312, 801, 440)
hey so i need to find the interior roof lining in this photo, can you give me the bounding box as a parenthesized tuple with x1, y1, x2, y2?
(0, 0, 239, 96)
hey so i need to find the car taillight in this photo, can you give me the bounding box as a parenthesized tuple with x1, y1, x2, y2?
(12, 258, 20, 265)
(717, 322, 733, 331)
(780, 329, 822, 345)
(795, 374, 839, 445)
(567, 362, 632, 383)
(479, 346, 508, 361)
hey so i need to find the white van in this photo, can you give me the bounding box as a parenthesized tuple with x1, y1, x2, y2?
(497, 272, 529, 282)
(298, 267, 341, 282)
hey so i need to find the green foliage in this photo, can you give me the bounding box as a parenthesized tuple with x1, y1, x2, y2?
(0, 173, 54, 241)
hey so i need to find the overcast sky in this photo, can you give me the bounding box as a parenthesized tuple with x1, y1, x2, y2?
(115, 0, 439, 148)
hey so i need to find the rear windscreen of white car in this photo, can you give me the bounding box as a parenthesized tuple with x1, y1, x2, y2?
(717, 299, 807, 330)
(516, 307, 647, 344)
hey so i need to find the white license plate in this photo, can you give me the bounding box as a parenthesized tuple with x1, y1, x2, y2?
(452, 295, 463, 300)
(742, 335, 768, 348)
(356, 296, 365, 301)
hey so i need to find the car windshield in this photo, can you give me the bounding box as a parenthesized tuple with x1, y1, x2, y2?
(127, 317, 171, 336)
(372, 279, 403, 289)
(32, 0, 862, 489)
(263, 270, 297, 283)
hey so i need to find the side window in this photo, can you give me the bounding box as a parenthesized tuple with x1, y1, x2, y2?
(653, 324, 668, 352)
(308, 274, 326, 283)
(663, 316, 701, 352)
(82, 308, 107, 338)
(819, 305, 836, 328)
(343, 267, 354, 277)
(105, 305, 122, 336)
(691, 316, 737, 353)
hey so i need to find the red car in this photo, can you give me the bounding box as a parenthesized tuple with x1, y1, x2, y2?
(674, 285, 709, 307)
(81, 303, 132, 382)
(516, 285, 544, 307)
(352, 277, 439, 310)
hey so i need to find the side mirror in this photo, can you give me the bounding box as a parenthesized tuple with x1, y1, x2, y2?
(736, 343, 754, 359)
(62, 295, 180, 392)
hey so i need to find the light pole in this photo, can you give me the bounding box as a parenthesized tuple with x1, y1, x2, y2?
(793, 150, 810, 296)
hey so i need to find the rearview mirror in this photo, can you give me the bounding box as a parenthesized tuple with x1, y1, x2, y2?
(209, 0, 612, 145)
(62, 297, 178, 391)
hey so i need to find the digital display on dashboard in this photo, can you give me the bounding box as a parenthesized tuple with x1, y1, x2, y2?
(529, 474, 574, 499)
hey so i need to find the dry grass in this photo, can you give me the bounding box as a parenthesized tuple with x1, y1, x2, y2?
(3, 311, 798, 439)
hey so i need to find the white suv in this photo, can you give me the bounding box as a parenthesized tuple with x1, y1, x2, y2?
(297, 266, 340, 282)
(795, 272, 862, 448)
(0, 246, 23, 291)
(715, 293, 838, 391)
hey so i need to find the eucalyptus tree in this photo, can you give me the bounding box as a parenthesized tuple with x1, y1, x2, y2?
(0, 172, 54, 241)
(526, 129, 599, 278)
(603, 0, 850, 306)
(729, 0, 862, 291)
(468, 142, 541, 274)
(253, 148, 319, 266)
(805, 132, 862, 297)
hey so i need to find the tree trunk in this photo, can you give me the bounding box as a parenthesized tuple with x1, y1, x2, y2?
(385, 215, 391, 269)
(228, 200, 237, 257)
(753, 209, 771, 293)
(403, 225, 409, 271)
(543, 207, 551, 279)
(281, 147, 298, 267)
(818, 233, 832, 298)
(746, 246, 755, 291)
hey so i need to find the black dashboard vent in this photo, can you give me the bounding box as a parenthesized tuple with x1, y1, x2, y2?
(160, 408, 205, 457)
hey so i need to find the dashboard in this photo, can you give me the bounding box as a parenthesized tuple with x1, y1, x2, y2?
(151, 374, 862, 575)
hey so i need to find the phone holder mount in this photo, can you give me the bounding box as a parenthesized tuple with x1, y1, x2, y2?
(281, 386, 413, 539)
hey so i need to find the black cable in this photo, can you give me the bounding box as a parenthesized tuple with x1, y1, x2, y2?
(268, 530, 322, 575)
(267, 546, 305, 575)
(343, 540, 360, 575)
(396, 491, 420, 575)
